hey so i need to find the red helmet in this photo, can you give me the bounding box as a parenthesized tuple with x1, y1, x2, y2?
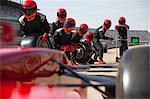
(0, 20, 16, 43)
(78, 23, 88, 36)
(103, 19, 111, 30)
(119, 16, 126, 25)
(63, 18, 76, 31)
(57, 8, 67, 22)
(22, 0, 37, 19)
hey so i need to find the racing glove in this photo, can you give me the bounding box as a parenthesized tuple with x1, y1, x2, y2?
(42, 33, 48, 44)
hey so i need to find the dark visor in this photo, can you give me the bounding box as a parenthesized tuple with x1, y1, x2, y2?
(105, 22, 111, 28)
(57, 13, 66, 19)
(23, 8, 36, 16)
(79, 27, 87, 34)
(119, 20, 125, 24)
(64, 21, 75, 28)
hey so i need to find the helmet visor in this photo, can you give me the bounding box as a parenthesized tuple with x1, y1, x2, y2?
(79, 27, 87, 34)
(119, 20, 125, 24)
(23, 8, 36, 16)
(57, 13, 66, 19)
(64, 21, 75, 28)
(105, 22, 111, 28)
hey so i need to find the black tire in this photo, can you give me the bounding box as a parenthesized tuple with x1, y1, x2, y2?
(20, 35, 53, 49)
(102, 85, 115, 99)
(35, 35, 53, 48)
(75, 42, 93, 64)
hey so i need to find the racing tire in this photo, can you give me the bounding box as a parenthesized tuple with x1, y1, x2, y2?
(35, 35, 53, 48)
(75, 42, 93, 64)
(20, 35, 53, 49)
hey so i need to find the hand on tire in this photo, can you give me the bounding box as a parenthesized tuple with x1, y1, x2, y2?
(42, 33, 48, 44)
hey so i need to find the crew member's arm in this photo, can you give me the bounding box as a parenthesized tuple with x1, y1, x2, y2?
(50, 22, 57, 35)
(53, 31, 61, 49)
(39, 13, 50, 43)
(18, 16, 27, 36)
(42, 16, 50, 34)
(99, 31, 110, 40)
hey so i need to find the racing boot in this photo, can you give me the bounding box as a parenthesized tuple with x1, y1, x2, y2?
(118, 56, 121, 62)
(88, 58, 94, 64)
(94, 57, 99, 62)
(98, 58, 106, 64)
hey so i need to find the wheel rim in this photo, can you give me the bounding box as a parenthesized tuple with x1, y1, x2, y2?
(76, 46, 84, 59)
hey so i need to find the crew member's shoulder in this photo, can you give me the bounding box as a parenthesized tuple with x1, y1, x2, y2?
(52, 19, 60, 26)
(37, 13, 46, 22)
(56, 28, 64, 32)
(54, 28, 64, 36)
(71, 30, 77, 35)
(52, 19, 59, 23)
(18, 15, 25, 26)
(71, 30, 77, 33)
(125, 24, 129, 29)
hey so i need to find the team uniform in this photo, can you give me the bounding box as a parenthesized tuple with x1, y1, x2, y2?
(93, 20, 112, 64)
(19, 13, 50, 36)
(18, 0, 51, 46)
(50, 20, 64, 36)
(53, 18, 76, 64)
(72, 23, 88, 43)
(53, 28, 74, 49)
(115, 17, 129, 58)
(50, 8, 67, 36)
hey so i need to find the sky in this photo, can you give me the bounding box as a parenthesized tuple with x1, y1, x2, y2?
(12, 0, 150, 31)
